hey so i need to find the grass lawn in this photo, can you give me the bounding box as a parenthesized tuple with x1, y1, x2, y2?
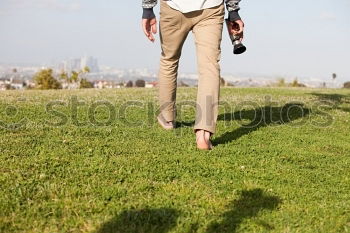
(0, 87, 350, 233)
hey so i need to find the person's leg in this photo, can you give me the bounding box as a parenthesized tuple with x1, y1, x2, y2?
(158, 1, 191, 123)
(192, 4, 225, 135)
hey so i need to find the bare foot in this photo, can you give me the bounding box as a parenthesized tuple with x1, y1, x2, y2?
(195, 129, 213, 150)
(157, 115, 174, 130)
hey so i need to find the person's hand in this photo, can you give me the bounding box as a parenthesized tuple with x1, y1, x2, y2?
(227, 19, 244, 42)
(142, 18, 157, 42)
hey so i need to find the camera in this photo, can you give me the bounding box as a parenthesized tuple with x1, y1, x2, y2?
(225, 19, 247, 55)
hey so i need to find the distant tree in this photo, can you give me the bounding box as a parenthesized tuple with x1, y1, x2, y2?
(135, 79, 146, 87)
(290, 78, 298, 87)
(83, 66, 90, 73)
(71, 71, 80, 83)
(332, 73, 337, 80)
(59, 66, 90, 88)
(344, 82, 350, 89)
(34, 69, 61, 90)
(126, 80, 133, 87)
(277, 78, 286, 87)
(80, 78, 94, 89)
(11, 68, 19, 82)
(220, 77, 226, 87)
(290, 78, 306, 87)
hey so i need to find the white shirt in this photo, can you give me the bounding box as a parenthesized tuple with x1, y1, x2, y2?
(166, 0, 223, 13)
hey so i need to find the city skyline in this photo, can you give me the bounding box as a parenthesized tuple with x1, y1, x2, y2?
(0, 58, 344, 89)
(0, 0, 349, 82)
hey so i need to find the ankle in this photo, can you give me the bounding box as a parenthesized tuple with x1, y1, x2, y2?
(195, 129, 212, 135)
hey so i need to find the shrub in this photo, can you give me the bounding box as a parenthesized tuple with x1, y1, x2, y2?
(80, 78, 94, 89)
(344, 82, 350, 89)
(126, 80, 133, 87)
(135, 79, 146, 88)
(34, 69, 61, 90)
(289, 78, 306, 87)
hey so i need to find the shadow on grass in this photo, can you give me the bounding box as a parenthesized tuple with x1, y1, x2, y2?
(96, 208, 179, 233)
(309, 93, 350, 112)
(206, 189, 281, 233)
(214, 103, 311, 145)
(176, 120, 195, 128)
(310, 93, 350, 103)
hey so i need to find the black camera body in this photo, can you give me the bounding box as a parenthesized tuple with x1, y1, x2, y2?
(225, 19, 247, 55)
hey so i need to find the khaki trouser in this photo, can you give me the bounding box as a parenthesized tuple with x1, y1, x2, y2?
(158, 0, 224, 135)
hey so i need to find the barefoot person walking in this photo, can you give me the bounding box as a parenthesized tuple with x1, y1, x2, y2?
(141, 0, 245, 150)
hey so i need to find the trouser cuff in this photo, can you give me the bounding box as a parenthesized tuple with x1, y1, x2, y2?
(158, 111, 176, 122)
(193, 125, 216, 135)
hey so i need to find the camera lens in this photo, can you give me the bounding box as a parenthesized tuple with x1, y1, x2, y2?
(234, 44, 247, 55)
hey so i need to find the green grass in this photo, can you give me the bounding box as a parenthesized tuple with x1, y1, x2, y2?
(0, 87, 350, 233)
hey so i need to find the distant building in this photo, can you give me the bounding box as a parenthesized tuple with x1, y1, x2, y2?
(93, 80, 115, 89)
(145, 81, 158, 88)
(81, 56, 99, 73)
(11, 79, 25, 90)
(61, 82, 79, 90)
(115, 82, 125, 88)
(0, 78, 11, 85)
(25, 80, 36, 89)
(0, 78, 10, 90)
(0, 78, 25, 90)
(58, 56, 99, 73)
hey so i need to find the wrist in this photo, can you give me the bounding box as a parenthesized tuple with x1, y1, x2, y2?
(228, 10, 241, 22)
(142, 8, 155, 19)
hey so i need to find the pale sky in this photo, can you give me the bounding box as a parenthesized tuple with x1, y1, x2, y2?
(0, 0, 349, 82)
